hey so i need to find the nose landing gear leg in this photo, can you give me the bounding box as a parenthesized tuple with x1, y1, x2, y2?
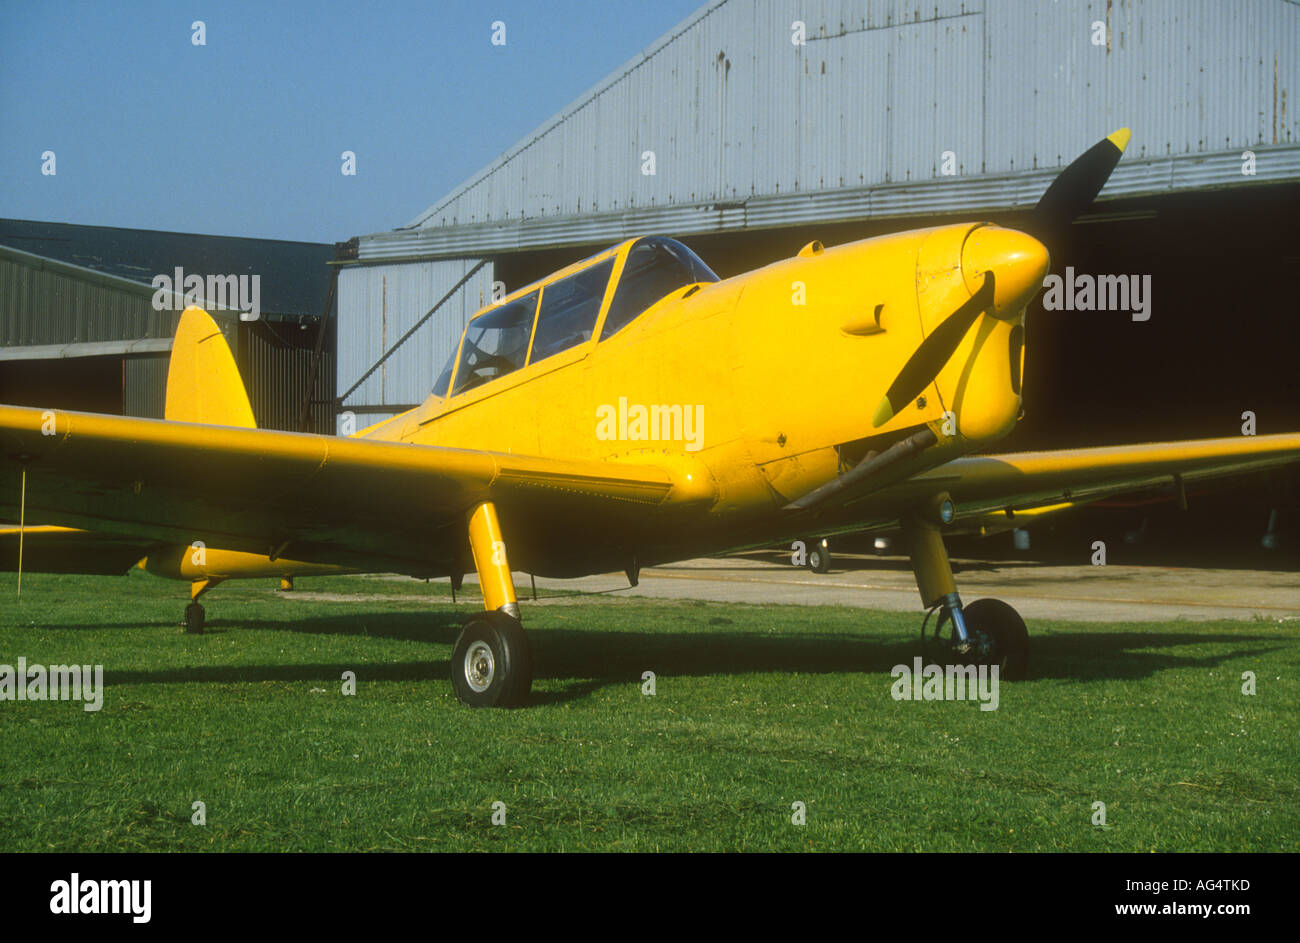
(903, 516, 971, 651)
(902, 513, 1029, 679)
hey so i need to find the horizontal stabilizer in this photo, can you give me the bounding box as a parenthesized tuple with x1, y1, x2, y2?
(0, 525, 154, 575)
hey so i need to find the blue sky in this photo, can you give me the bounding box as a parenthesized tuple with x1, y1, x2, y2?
(0, 0, 703, 243)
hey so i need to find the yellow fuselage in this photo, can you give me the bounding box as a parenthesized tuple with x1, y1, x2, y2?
(348, 223, 1042, 576)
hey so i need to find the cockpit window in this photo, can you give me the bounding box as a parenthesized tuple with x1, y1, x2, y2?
(451, 290, 539, 396)
(599, 237, 718, 340)
(432, 348, 456, 397)
(529, 257, 614, 364)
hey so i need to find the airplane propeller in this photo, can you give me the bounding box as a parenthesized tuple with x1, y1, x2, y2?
(871, 272, 995, 428)
(1028, 127, 1131, 238)
(870, 128, 1131, 429)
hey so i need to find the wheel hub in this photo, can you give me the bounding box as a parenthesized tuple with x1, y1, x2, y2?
(966, 626, 995, 662)
(927, 608, 994, 664)
(464, 641, 495, 692)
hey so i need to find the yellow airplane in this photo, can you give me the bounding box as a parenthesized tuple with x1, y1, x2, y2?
(3, 129, 1298, 707)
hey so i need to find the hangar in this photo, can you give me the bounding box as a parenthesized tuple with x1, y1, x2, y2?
(333, 0, 1296, 551)
(0, 219, 338, 432)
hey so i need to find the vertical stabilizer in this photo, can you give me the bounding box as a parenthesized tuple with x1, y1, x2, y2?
(165, 307, 257, 428)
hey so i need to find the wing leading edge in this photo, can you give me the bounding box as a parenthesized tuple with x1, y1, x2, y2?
(922, 433, 1300, 522)
(0, 405, 711, 575)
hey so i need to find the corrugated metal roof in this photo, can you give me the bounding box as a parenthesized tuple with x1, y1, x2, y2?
(0, 244, 239, 350)
(365, 0, 1297, 260)
(0, 218, 336, 318)
(0, 338, 173, 361)
(356, 143, 1300, 261)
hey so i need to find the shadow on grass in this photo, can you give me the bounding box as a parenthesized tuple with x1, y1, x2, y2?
(23, 611, 467, 641)
(92, 607, 1290, 704)
(107, 660, 450, 686)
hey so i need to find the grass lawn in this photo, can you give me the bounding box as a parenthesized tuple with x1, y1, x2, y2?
(1, 569, 1296, 852)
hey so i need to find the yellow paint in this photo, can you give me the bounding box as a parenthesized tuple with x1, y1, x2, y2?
(0, 525, 86, 538)
(379, 224, 1032, 513)
(142, 545, 348, 581)
(466, 501, 516, 612)
(953, 501, 1078, 537)
(165, 307, 257, 427)
(190, 577, 221, 602)
(902, 516, 956, 607)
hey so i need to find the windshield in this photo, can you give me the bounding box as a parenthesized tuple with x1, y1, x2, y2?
(600, 237, 718, 340)
(432, 348, 456, 397)
(451, 291, 539, 395)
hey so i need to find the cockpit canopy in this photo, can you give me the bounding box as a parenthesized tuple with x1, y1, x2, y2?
(599, 237, 719, 340)
(433, 236, 719, 398)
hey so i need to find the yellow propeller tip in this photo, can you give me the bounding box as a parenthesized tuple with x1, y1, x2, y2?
(871, 399, 894, 428)
(1107, 127, 1131, 153)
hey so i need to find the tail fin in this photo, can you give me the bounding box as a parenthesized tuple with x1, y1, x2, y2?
(165, 306, 257, 428)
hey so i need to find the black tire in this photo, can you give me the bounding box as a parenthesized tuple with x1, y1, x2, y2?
(961, 598, 1030, 680)
(184, 602, 205, 635)
(808, 541, 831, 574)
(451, 611, 532, 708)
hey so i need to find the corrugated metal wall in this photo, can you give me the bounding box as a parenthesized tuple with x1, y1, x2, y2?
(240, 322, 336, 433)
(2, 244, 333, 431)
(985, 0, 1296, 168)
(0, 247, 176, 347)
(391, 0, 1295, 237)
(336, 259, 493, 418)
(123, 354, 169, 418)
(0, 244, 243, 352)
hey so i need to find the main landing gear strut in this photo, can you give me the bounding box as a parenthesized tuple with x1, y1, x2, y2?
(183, 577, 224, 635)
(450, 501, 533, 707)
(902, 507, 1029, 680)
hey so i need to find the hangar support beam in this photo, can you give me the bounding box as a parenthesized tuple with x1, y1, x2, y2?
(336, 259, 487, 410)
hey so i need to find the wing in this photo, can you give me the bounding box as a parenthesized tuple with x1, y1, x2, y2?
(920, 434, 1300, 524)
(0, 405, 712, 577)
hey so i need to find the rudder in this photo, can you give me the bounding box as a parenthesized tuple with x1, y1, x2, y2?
(165, 306, 257, 428)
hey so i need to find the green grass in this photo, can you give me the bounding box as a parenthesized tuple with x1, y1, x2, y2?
(1, 569, 1296, 852)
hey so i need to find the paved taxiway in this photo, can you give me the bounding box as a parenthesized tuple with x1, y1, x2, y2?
(517, 553, 1300, 623)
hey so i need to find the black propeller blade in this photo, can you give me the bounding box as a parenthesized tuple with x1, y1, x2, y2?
(871, 271, 995, 428)
(1030, 128, 1130, 236)
(869, 129, 1130, 430)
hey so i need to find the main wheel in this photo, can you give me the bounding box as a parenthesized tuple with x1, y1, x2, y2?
(808, 540, 831, 574)
(184, 602, 205, 635)
(451, 611, 532, 708)
(960, 598, 1029, 680)
(931, 598, 1029, 680)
